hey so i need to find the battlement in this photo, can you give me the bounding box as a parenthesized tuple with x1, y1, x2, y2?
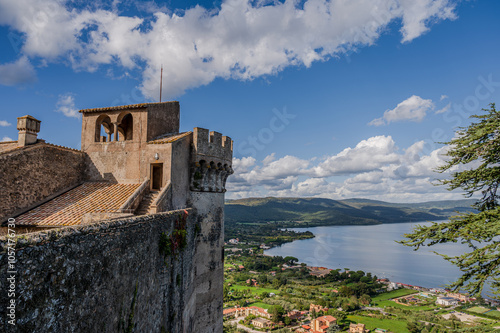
(192, 127, 233, 163)
(190, 127, 233, 193)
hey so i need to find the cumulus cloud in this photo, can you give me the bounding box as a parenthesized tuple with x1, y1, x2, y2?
(312, 135, 400, 177)
(0, 56, 37, 86)
(0, 0, 456, 99)
(226, 135, 466, 202)
(0, 120, 12, 127)
(399, 0, 456, 43)
(55, 93, 80, 118)
(369, 95, 435, 126)
(435, 102, 451, 114)
(1, 136, 14, 142)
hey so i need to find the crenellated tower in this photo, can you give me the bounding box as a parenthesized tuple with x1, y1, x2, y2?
(190, 127, 233, 193)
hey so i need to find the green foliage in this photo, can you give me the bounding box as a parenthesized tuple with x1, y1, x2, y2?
(271, 304, 284, 323)
(400, 104, 500, 296)
(159, 232, 172, 256)
(284, 256, 298, 265)
(125, 282, 138, 333)
(326, 323, 341, 333)
(158, 211, 189, 259)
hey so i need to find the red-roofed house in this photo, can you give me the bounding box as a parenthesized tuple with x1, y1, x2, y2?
(223, 308, 237, 318)
(286, 309, 303, 321)
(311, 315, 336, 332)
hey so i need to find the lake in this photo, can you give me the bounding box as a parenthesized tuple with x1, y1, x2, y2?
(264, 221, 468, 289)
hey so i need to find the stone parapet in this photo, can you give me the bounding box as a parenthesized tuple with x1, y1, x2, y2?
(0, 209, 208, 333)
(190, 127, 233, 193)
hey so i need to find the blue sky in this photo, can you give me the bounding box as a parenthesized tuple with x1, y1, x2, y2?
(0, 0, 499, 202)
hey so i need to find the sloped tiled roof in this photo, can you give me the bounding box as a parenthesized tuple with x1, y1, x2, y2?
(147, 131, 191, 144)
(79, 101, 179, 113)
(15, 182, 141, 226)
(0, 140, 81, 156)
(0, 141, 19, 153)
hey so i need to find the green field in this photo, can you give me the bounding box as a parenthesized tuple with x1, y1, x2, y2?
(248, 302, 274, 310)
(371, 289, 436, 311)
(485, 310, 500, 318)
(372, 289, 418, 302)
(468, 306, 491, 314)
(374, 300, 436, 311)
(230, 285, 280, 295)
(347, 314, 410, 333)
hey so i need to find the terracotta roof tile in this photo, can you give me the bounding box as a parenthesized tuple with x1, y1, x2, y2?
(15, 182, 140, 227)
(79, 101, 179, 113)
(147, 131, 191, 144)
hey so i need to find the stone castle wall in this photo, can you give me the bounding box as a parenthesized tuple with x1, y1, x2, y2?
(0, 144, 86, 221)
(187, 192, 225, 332)
(0, 208, 224, 332)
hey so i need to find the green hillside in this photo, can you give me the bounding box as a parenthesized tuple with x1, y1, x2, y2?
(224, 197, 476, 226)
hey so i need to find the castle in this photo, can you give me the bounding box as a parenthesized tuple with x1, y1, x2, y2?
(0, 102, 232, 332)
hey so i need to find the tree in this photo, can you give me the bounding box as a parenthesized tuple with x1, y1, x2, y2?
(407, 320, 423, 333)
(326, 323, 341, 333)
(400, 104, 500, 296)
(359, 294, 371, 306)
(271, 305, 284, 323)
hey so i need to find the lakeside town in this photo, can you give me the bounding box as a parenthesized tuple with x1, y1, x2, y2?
(223, 237, 500, 333)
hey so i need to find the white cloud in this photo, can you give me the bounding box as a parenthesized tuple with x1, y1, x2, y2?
(399, 0, 457, 43)
(226, 135, 468, 202)
(55, 93, 80, 119)
(312, 135, 400, 177)
(0, 0, 456, 99)
(1, 136, 14, 142)
(440, 94, 448, 101)
(0, 56, 37, 86)
(435, 102, 451, 114)
(0, 120, 12, 127)
(369, 95, 434, 126)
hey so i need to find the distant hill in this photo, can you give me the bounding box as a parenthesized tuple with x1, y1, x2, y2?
(224, 197, 477, 226)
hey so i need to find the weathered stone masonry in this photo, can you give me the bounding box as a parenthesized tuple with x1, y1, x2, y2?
(0, 143, 85, 221)
(0, 209, 223, 333)
(0, 102, 232, 332)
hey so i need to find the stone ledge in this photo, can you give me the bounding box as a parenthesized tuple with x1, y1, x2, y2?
(0, 208, 193, 251)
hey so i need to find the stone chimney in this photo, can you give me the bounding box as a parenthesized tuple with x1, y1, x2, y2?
(17, 115, 41, 146)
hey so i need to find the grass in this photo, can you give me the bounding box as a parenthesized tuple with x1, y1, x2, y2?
(468, 306, 491, 314)
(230, 285, 280, 295)
(372, 289, 418, 302)
(374, 300, 436, 311)
(485, 310, 500, 318)
(347, 314, 410, 333)
(248, 302, 274, 310)
(371, 289, 436, 311)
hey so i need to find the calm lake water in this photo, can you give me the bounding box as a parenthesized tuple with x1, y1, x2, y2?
(265, 221, 468, 289)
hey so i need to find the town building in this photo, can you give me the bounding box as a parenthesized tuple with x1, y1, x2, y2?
(310, 303, 329, 314)
(311, 315, 337, 332)
(350, 323, 369, 333)
(251, 317, 273, 328)
(436, 297, 459, 306)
